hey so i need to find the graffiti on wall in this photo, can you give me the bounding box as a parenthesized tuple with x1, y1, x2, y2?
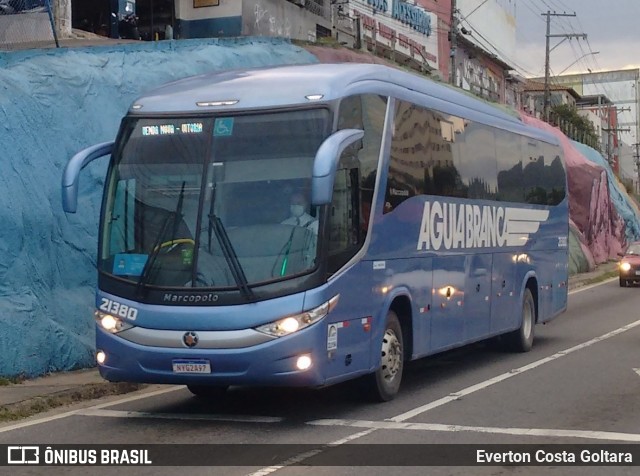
(254, 3, 292, 38)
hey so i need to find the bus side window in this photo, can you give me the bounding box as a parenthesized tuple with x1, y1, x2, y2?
(337, 94, 386, 240)
(327, 159, 361, 275)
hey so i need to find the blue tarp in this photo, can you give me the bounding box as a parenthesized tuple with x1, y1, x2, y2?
(0, 38, 317, 377)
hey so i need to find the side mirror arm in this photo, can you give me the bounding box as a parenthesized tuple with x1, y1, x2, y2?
(311, 129, 364, 205)
(61, 141, 114, 213)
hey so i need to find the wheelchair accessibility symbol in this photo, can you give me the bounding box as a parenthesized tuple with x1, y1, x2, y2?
(214, 118, 234, 136)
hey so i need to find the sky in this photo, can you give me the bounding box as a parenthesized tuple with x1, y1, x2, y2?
(511, 0, 640, 149)
(514, 0, 640, 77)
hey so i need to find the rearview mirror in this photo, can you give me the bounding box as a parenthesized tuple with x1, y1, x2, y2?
(61, 142, 114, 213)
(311, 129, 364, 205)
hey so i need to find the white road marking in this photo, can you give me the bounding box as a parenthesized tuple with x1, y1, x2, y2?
(76, 408, 282, 423)
(308, 419, 640, 442)
(249, 316, 640, 475)
(389, 317, 640, 422)
(247, 429, 375, 476)
(634, 368, 640, 378)
(87, 385, 183, 410)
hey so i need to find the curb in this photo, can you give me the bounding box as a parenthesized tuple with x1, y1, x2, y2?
(0, 382, 145, 423)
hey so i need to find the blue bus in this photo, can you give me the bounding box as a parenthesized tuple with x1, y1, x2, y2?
(62, 63, 568, 401)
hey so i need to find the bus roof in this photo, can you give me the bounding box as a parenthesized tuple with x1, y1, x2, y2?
(129, 63, 557, 144)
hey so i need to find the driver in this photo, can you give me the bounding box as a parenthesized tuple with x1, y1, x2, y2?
(281, 192, 318, 235)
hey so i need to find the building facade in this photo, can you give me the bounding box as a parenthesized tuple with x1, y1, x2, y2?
(454, 0, 520, 106)
(334, 0, 447, 79)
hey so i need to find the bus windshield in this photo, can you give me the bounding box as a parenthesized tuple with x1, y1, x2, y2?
(100, 109, 330, 292)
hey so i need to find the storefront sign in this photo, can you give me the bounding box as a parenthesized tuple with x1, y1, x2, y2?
(352, 6, 438, 64)
(392, 0, 431, 35)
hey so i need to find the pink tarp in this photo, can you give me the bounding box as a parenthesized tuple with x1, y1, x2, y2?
(521, 115, 624, 263)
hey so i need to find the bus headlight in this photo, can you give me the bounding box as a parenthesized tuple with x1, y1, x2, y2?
(95, 311, 133, 334)
(255, 295, 339, 337)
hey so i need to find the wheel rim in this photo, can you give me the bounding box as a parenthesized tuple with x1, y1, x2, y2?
(523, 297, 533, 339)
(380, 328, 402, 382)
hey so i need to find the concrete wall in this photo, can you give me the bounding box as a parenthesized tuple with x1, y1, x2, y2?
(175, 0, 243, 38)
(243, 0, 331, 41)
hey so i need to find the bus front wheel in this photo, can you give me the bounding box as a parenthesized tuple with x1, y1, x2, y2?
(362, 310, 404, 402)
(504, 288, 535, 352)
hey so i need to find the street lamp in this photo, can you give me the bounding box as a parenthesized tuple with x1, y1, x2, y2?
(557, 51, 600, 76)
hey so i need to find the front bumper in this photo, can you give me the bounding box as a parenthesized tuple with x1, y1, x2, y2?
(96, 324, 326, 387)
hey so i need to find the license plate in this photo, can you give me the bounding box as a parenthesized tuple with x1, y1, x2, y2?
(635, 271, 640, 276)
(172, 359, 211, 374)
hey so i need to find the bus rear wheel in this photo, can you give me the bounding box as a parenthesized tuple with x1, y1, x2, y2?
(503, 288, 535, 352)
(362, 310, 404, 402)
(187, 385, 228, 398)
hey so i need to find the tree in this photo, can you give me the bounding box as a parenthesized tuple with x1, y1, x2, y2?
(550, 104, 599, 150)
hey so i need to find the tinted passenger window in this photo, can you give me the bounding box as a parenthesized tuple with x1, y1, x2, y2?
(385, 100, 565, 209)
(386, 101, 458, 213)
(453, 121, 497, 200)
(496, 130, 524, 202)
(523, 140, 566, 205)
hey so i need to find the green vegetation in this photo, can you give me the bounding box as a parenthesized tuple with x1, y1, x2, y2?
(550, 104, 600, 150)
(0, 383, 143, 423)
(580, 269, 619, 287)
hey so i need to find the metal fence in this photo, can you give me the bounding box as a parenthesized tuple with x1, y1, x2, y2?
(0, 0, 58, 51)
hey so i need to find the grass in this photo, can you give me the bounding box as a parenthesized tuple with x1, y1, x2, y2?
(0, 382, 143, 423)
(0, 375, 25, 386)
(580, 270, 619, 287)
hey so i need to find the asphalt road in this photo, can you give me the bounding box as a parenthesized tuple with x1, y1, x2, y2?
(2, 277, 640, 475)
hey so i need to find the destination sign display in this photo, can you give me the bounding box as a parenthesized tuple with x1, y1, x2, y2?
(141, 122, 204, 136)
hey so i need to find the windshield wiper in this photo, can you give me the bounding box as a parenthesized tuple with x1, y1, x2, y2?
(202, 180, 254, 301)
(208, 212, 255, 302)
(135, 182, 186, 296)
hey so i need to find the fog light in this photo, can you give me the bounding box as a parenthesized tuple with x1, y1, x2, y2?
(96, 351, 106, 365)
(296, 355, 312, 371)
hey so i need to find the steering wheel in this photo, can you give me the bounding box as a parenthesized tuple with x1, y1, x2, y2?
(153, 238, 195, 253)
(149, 238, 196, 285)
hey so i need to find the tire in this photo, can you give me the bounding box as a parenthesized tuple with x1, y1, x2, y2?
(362, 311, 404, 402)
(619, 277, 628, 287)
(503, 288, 535, 352)
(187, 385, 228, 398)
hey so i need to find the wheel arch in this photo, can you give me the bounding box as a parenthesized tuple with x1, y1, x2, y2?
(380, 288, 414, 361)
(519, 271, 539, 323)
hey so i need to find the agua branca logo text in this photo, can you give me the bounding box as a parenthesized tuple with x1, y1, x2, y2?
(417, 201, 549, 251)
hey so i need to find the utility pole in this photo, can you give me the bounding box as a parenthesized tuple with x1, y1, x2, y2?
(542, 11, 586, 122)
(450, 0, 458, 86)
(634, 143, 640, 193)
(52, 0, 71, 38)
(603, 127, 630, 170)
